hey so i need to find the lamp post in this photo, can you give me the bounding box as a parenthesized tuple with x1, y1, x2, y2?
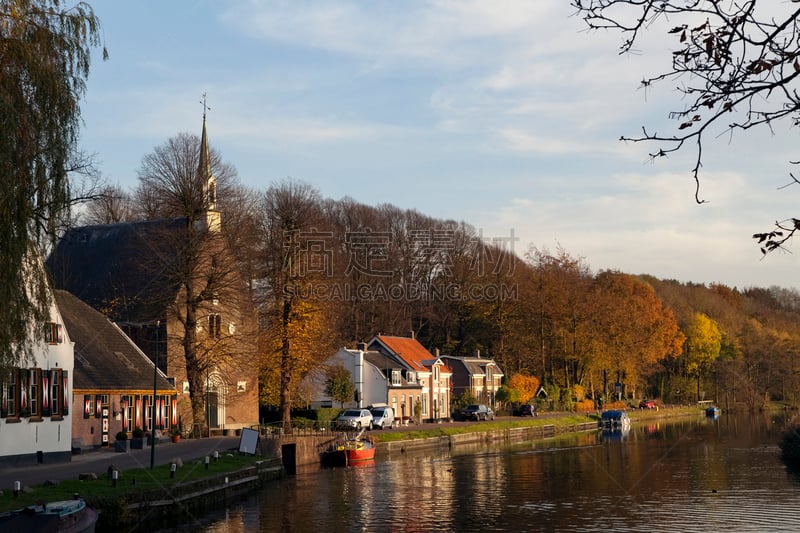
(151, 320, 159, 470)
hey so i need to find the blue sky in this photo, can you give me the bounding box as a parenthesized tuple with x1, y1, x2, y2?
(78, 1, 800, 289)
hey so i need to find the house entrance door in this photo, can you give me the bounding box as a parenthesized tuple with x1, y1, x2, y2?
(207, 392, 219, 429)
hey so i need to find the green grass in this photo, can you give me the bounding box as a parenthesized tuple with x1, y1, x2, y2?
(0, 452, 268, 514)
(371, 413, 600, 443)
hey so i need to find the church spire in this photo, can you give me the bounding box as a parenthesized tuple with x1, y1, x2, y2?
(196, 93, 220, 232)
(198, 93, 216, 209)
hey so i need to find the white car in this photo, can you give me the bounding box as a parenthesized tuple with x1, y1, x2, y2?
(335, 408, 373, 429)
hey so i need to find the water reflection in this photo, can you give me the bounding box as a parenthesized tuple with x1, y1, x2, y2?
(162, 412, 800, 532)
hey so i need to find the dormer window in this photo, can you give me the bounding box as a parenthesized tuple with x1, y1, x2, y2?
(391, 370, 401, 386)
(407, 371, 415, 384)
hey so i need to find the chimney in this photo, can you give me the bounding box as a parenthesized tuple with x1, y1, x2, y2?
(410, 331, 415, 340)
(475, 349, 481, 358)
(435, 348, 440, 356)
(357, 342, 367, 352)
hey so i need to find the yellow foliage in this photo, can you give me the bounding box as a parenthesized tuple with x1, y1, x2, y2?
(508, 374, 540, 403)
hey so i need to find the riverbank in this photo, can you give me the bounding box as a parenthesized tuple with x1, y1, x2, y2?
(0, 405, 704, 528)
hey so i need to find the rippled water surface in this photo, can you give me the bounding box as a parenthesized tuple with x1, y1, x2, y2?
(165, 412, 800, 532)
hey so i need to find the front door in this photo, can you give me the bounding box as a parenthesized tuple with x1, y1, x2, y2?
(207, 392, 219, 428)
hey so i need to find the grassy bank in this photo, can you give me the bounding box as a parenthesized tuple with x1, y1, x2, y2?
(371, 405, 703, 443)
(0, 452, 269, 514)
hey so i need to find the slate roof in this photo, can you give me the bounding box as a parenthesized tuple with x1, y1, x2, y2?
(47, 218, 188, 323)
(441, 355, 504, 377)
(54, 290, 175, 394)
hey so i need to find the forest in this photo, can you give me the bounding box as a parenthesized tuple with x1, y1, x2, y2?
(82, 131, 800, 415)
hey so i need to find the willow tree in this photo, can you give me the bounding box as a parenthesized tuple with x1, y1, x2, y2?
(0, 0, 105, 367)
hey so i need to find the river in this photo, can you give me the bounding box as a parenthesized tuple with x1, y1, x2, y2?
(163, 411, 800, 532)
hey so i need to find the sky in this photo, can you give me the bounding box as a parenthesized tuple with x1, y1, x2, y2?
(77, 1, 800, 290)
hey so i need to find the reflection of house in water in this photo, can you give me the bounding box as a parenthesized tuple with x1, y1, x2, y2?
(47, 116, 257, 434)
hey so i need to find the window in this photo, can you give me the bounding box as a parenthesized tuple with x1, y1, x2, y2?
(5, 370, 18, 419)
(209, 314, 221, 339)
(144, 395, 153, 430)
(391, 370, 401, 386)
(50, 369, 62, 419)
(29, 369, 41, 419)
(121, 395, 132, 431)
(407, 371, 415, 384)
(44, 322, 62, 344)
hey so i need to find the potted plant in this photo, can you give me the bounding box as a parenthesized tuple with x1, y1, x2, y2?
(114, 431, 129, 452)
(171, 426, 181, 443)
(130, 427, 145, 449)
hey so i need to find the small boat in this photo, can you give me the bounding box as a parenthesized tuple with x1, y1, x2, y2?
(321, 429, 376, 466)
(0, 497, 98, 532)
(600, 410, 631, 431)
(706, 405, 721, 417)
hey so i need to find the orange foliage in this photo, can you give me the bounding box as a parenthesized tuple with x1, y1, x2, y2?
(508, 374, 540, 403)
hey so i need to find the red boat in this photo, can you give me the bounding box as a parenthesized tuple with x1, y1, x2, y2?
(322, 430, 376, 466)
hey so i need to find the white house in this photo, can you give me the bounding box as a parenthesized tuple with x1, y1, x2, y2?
(0, 297, 74, 467)
(312, 344, 425, 416)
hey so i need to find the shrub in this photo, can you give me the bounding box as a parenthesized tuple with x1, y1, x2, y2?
(132, 427, 144, 438)
(115, 431, 128, 441)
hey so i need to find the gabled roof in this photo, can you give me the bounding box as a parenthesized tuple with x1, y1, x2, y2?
(362, 349, 400, 371)
(441, 355, 504, 377)
(54, 290, 174, 394)
(368, 335, 435, 372)
(47, 218, 188, 323)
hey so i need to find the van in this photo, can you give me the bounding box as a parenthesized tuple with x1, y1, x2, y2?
(369, 406, 394, 429)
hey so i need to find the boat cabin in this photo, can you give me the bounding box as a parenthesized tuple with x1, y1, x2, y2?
(600, 410, 631, 430)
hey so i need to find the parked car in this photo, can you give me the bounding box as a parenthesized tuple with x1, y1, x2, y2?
(461, 404, 494, 421)
(335, 409, 373, 429)
(369, 406, 395, 429)
(639, 399, 656, 410)
(514, 404, 538, 417)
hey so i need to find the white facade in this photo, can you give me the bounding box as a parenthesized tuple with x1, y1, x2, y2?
(0, 299, 74, 466)
(314, 348, 389, 409)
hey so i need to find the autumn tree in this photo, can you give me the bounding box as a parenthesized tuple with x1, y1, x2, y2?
(685, 312, 723, 401)
(324, 363, 355, 408)
(507, 373, 541, 404)
(0, 0, 105, 367)
(590, 272, 685, 401)
(256, 179, 339, 431)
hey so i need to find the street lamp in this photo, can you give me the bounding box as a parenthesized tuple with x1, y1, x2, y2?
(151, 320, 159, 470)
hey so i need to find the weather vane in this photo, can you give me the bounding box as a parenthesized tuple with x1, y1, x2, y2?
(200, 92, 211, 119)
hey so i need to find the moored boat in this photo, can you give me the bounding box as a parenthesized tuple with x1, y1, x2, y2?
(321, 429, 376, 466)
(600, 410, 631, 431)
(0, 497, 98, 532)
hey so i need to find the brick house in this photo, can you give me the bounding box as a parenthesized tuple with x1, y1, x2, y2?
(367, 335, 452, 422)
(440, 352, 504, 407)
(55, 290, 176, 448)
